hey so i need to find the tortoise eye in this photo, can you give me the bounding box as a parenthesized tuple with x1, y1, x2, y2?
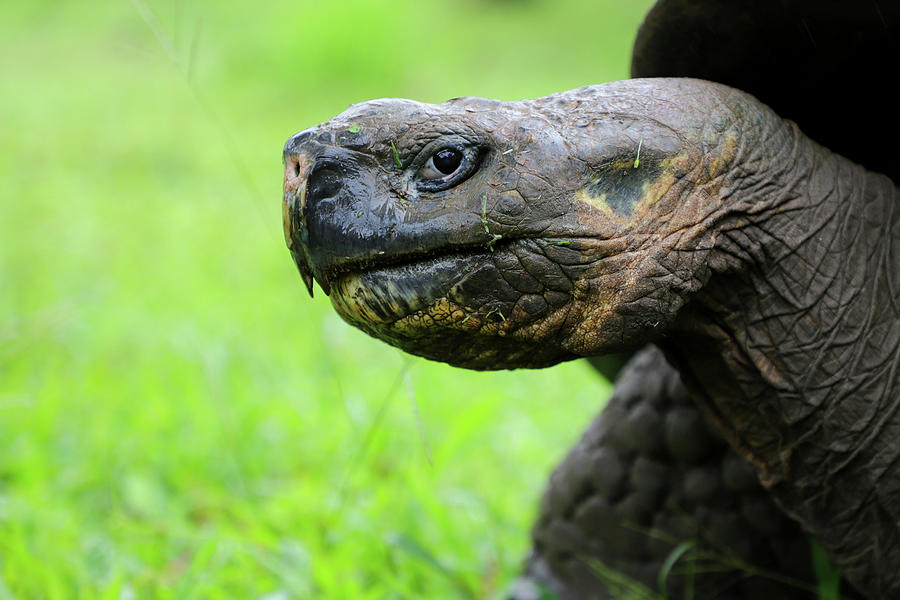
(415, 145, 480, 192)
(432, 149, 462, 174)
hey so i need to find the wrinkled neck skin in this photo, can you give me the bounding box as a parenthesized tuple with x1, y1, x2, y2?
(660, 109, 899, 597)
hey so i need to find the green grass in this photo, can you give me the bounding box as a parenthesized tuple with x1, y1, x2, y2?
(0, 0, 650, 597)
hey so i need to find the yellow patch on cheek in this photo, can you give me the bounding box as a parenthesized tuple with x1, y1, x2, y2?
(706, 132, 738, 179)
(631, 166, 676, 214)
(573, 151, 691, 227)
(573, 187, 614, 216)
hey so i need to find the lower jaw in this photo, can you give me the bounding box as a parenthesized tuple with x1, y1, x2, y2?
(329, 252, 491, 328)
(324, 243, 583, 369)
(329, 258, 574, 370)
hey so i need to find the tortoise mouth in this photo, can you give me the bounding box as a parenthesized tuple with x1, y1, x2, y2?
(326, 245, 508, 327)
(322, 234, 591, 327)
(321, 239, 511, 288)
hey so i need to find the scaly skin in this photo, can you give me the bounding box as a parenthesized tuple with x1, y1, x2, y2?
(283, 78, 900, 597)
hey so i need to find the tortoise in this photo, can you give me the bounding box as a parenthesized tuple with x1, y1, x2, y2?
(281, 0, 899, 598)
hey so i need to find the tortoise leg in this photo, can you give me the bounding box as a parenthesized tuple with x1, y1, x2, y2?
(511, 345, 824, 600)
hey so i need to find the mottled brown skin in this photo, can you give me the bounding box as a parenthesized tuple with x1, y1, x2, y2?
(284, 78, 900, 597)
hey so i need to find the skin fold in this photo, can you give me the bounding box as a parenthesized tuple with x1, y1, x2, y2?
(283, 78, 900, 598)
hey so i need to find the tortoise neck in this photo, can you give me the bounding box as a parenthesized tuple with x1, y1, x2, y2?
(663, 131, 900, 595)
(672, 133, 899, 478)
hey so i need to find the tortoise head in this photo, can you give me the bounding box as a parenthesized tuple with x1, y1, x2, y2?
(283, 79, 753, 369)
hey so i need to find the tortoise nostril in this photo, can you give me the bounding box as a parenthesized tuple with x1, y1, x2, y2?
(284, 156, 299, 178)
(284, 154, 311, 194)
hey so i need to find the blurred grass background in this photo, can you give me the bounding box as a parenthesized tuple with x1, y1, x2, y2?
(0, 1, 653, 597)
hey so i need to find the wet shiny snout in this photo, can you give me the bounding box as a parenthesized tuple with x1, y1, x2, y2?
(282, 126, 397, 298)
(283, 129, 323, 297)
(282, 130, 350, 244)
(283, 128, 364, 298)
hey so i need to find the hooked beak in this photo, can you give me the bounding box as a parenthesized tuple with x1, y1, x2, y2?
(283, 152, 315, 297)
